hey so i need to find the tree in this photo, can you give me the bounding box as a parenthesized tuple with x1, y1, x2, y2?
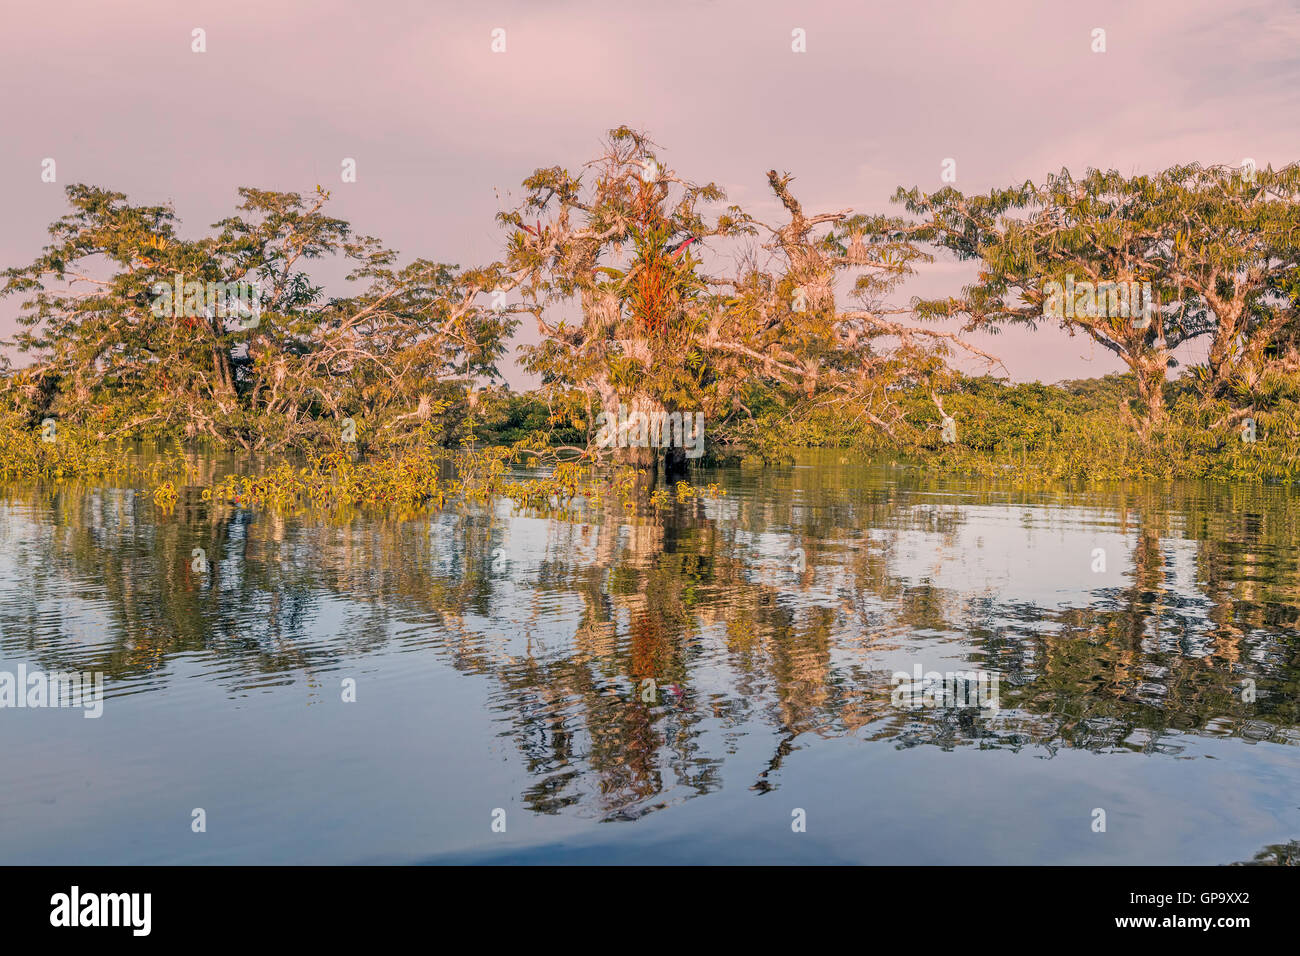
(502, 127, 996, 469)
(724, 170, 999, 444)
(898, 163, 1300, 426)
(2, 185, 516, 451)
(501, 127, 745, 471)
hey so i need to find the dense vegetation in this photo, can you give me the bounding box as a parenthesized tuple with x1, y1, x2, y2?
(4, 127, 1300, 503)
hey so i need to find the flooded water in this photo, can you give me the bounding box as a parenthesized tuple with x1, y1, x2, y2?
(1, 451, 1298, 864)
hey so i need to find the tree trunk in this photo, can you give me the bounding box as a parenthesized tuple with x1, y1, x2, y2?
(592, 378, 689, 477)
(1132, 353, 1167, 426)
(619, 392, 661, 470)
(1205, 297, 1246, 395)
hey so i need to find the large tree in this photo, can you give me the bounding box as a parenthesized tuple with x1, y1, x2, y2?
(2, 185, 515, 451)
(898, 163, 1300, 424)
(500, 127, 744, 470)
(503, 127, 995, 468)
(724, 169, 999, 442)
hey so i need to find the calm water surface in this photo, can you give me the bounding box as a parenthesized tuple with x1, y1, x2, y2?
(1, 451, 1298, 864)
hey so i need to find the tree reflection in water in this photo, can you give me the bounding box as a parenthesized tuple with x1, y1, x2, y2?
(1, 454, 1298, 832)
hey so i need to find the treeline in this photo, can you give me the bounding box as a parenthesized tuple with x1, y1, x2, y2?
(4, 126, 1300, 477)
(469, 373, 1300, 483)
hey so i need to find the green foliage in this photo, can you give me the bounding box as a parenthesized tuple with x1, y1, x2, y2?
(6, 135, 1300, 494)
(880, 375, 1300, 483)
(2, 185, 517, 453)
(899, 162, 1300, 423)
(470, 388, 586, 446)
(0, 409, 187, 483)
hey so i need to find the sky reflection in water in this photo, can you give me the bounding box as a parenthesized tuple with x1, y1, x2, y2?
(1, 452, 1298, 864)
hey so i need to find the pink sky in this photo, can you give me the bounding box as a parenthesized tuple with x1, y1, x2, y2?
(3, 0, 1298, 387)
